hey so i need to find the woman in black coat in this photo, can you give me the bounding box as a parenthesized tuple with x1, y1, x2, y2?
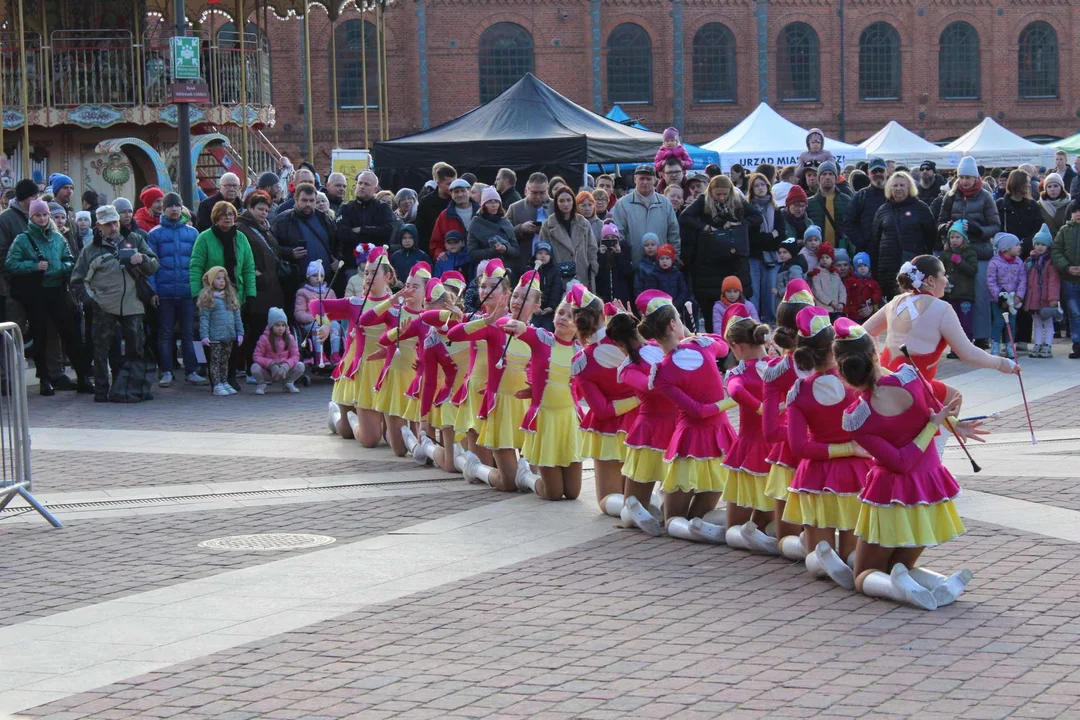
(679, 175, 763, 332)
(870, 171, 937, 299)
(997, 169, 1044, 255)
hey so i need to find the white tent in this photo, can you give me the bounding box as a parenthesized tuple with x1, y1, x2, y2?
(701, 103, 865, 172)
(858, 121, 952, 167)
(943, 118, 1056, 167)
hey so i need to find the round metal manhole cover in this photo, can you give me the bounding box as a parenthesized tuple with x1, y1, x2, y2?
(198, 533, 336, 551)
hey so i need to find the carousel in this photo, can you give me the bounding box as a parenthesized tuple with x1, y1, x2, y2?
(0, 0, 391, 197)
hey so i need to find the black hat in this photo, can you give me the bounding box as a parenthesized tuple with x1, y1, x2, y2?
(163, 192, 183, 209)
(257, 171, 279, 188)
(919, 160, 936, 171)
(779, 236, 799, 254)
(15, 178, 38, 202)
(633, 164, 656, 177)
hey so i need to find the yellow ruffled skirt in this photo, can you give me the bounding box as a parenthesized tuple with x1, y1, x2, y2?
(454, 378, 484, 437)
(854, 500, 965, 548)
(477, 393, 529, 450)
(764, 463, 795, 501)
(661, 457, 726, 494)
(374, 366, 419, 422)
(331, 339, 371, 407)
(783, 491, 863, 531)
(623, 446, 667, 485)
(582, 430, 627, 462)
(522, 406, 583, 467)
(721, 468, 772, 511)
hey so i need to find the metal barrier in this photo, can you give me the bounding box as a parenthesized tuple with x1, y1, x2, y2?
(0, 323, 62, 528)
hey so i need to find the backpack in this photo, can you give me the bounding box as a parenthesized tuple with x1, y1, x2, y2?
(108, 356, 156, 403)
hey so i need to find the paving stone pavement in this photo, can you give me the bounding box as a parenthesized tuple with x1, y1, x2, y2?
(20, 520, 1080, 720)
(25, 378, 334, 435)
(8, 353, 1080, 719)
(961, 475, 1080, 513)
(0, 490, 507, 627)
(984, 383, 1080, 435)
(29, 450, 423, 493)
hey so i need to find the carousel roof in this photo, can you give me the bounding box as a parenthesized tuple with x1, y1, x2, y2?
(154, 0, 391, 21)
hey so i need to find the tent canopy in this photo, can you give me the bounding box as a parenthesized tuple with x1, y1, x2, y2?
(1050, 132, 1080, 157)
(588, 105, 720, 174)
(858, 121, 952, 167)
(943, 118, 1057, 167)
(701, 103, 865, 172)
(372, 75, 666, 188)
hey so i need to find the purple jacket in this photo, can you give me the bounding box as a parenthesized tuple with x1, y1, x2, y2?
(987, 252, 1027, 301)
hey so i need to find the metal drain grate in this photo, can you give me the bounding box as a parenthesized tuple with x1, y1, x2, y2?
(0, 475, 460, 516)
(198, 533, 336, 551)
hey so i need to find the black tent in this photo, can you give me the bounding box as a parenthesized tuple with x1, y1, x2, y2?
(372, 74, 664, 190)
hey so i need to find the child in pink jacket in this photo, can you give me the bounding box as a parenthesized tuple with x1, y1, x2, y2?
(653, 127, 693, 174)
(252, 307, 304, 394)
(1022, 224, 1061, 358)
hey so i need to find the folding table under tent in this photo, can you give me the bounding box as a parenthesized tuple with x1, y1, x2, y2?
(857, 121, 953, 168)
(942, 118, 1057, 168)
(700, 103, 865, 172)
(371, 75, 666, 190)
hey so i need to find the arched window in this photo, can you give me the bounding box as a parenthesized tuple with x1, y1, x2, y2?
(858, 22, 900, 100)
(478, 23, 534, 103)
(1018, 22, 1058, 99)
(777, 23, 819, 102)
(692, 23, 736, 103)
(607, 23, 652, 104)
(939, 22, 980, 100)
(215, 22, 271, 104)
(334, 20, 379, 109)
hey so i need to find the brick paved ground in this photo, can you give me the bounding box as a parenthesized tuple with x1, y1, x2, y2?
(26, 378, 334, 435)
(961, 475, 1080, 513)
(8, 356, 1080, 719)
(29, 450, 428, 493)
(23, 520, 1080, 720)
(0, 489, 505, 627)
(984, 384, 1080, 435)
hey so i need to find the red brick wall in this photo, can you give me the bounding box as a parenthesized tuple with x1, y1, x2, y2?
(261, 0, 1078, 168)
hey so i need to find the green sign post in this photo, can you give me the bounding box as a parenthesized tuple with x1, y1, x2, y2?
(171, 36, 201, 81)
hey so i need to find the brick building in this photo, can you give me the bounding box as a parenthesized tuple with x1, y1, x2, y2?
(261, 0, 1078, 171)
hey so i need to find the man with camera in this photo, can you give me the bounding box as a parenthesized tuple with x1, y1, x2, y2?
(70, 204, 159, 401)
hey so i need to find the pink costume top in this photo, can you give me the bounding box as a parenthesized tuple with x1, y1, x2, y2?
(420, 311, 483, 407)
(651, 334, 736, 462)
(761, 353, 798, 468)
(311, 293, 390, 379)
(617, 343, 677, 453)
(379, 318, 456, 419)
(864, 291, 1010, 401)
(359, 300, 420, 390)
(573, 338, 640, 434)
(721, 357, 772, 475)
(498, 323, 578, 431)
(786, 369, 871, 495)
(841, 364, 961, 507)
(444, 313, 520, 419)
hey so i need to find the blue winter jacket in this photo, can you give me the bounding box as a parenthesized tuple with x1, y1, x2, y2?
(147, 216, 198, 300)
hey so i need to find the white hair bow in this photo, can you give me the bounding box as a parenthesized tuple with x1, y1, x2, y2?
(899, 261, 924, 289)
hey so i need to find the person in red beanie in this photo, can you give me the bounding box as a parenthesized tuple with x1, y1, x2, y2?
(135, 186, 165, 232)
(781, 185, 811, 242)
(808, 242, 846, 319)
